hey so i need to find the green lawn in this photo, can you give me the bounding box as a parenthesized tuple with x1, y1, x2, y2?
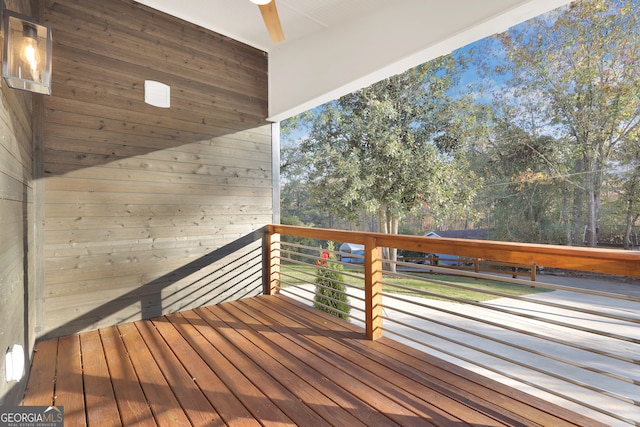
(280, 263, 548, 303)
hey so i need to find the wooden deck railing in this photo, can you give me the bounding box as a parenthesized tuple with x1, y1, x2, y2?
(263, 224, 640, 425)
(266, 224, 640, 339)
(268, 224, 640, 277)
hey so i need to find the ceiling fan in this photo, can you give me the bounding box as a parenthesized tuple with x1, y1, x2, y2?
(250, 0, 285, 43)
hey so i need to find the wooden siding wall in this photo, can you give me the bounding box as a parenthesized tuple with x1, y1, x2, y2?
(41, 0, 271, 338)
(0, 0, 43, 407)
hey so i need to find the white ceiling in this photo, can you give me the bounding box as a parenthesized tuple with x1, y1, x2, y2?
(136, 0, 573, 122)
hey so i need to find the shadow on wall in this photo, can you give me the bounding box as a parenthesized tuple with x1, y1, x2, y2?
(40, 228, 268, 341)
(0, 381, 27, 407)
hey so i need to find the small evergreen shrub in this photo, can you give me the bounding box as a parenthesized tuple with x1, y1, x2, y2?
(314, 242, 351, 320)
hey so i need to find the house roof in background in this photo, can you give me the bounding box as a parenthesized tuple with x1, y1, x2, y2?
(135, 0, 573, 121)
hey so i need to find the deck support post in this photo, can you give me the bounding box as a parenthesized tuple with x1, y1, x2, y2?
(263, 227, 281, 295)
(364, 236, 383, 340)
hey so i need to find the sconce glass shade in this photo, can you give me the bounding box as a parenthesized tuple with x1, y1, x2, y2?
(2, 9, 52, 95)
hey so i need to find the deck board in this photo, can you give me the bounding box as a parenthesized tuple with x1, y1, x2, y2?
(261, 295, 566, 426)
(235, 297, 469, 425)
(100, 326, 156, 426)
(22, 338, 57, 407)
(177, 309, 337, 427)
(118, 322, 192, 427)
(261, 294, 581, 426)
(206, 303, 403, 427)
(150, 316, 262, 426)
(133, 319, 225, 427)
(54, 335, 86, 425)
(23, 294, 606, 427)
(80, 330, 120, 426)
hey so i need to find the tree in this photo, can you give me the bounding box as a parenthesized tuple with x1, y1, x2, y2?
(615, 132, 640, 249)
(492, 0, 640, 246)
(467, 99, 579, 244)
(314, 243, 350, 320)
(296, 56, 478, 267)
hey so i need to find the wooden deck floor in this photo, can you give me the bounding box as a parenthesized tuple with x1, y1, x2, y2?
(22, 294, 605, 426)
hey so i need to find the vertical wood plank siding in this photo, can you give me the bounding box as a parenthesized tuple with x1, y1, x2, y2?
(41, 0, 271, 338)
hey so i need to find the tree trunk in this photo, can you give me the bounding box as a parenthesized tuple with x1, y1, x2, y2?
(570, 159, 585, 246)
(585, 192, 598, 247)
(623, 156, 640, 250)
(584, 155, 599, 247)
(376, 209, 390, 270)
(561, 186, 573, 245)
(624, 213, 638, 250)
(375, 206, 400, 272)
(624, 178, 639, 250)
(388, 214, 399, 273)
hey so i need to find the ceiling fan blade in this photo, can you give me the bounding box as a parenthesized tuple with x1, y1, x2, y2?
(258, 0, 285, 42)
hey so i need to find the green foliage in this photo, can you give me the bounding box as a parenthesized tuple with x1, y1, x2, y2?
(469, 0, 640, 246)
(313, 242, 350, 320)
(296, 56, 479, 235)
(494, 0, 640, 246)
(280, 215, 324, 262)
(282, 0, 640, 246)
(476, 128, 577, 244)
(607, 134, 640, 248)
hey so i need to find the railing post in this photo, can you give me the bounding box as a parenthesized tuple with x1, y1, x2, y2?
(364, 236, 383, 340)
(263, 227, 280, 295)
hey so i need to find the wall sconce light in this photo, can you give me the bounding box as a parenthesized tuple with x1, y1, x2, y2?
(1, 6, 52, 95)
